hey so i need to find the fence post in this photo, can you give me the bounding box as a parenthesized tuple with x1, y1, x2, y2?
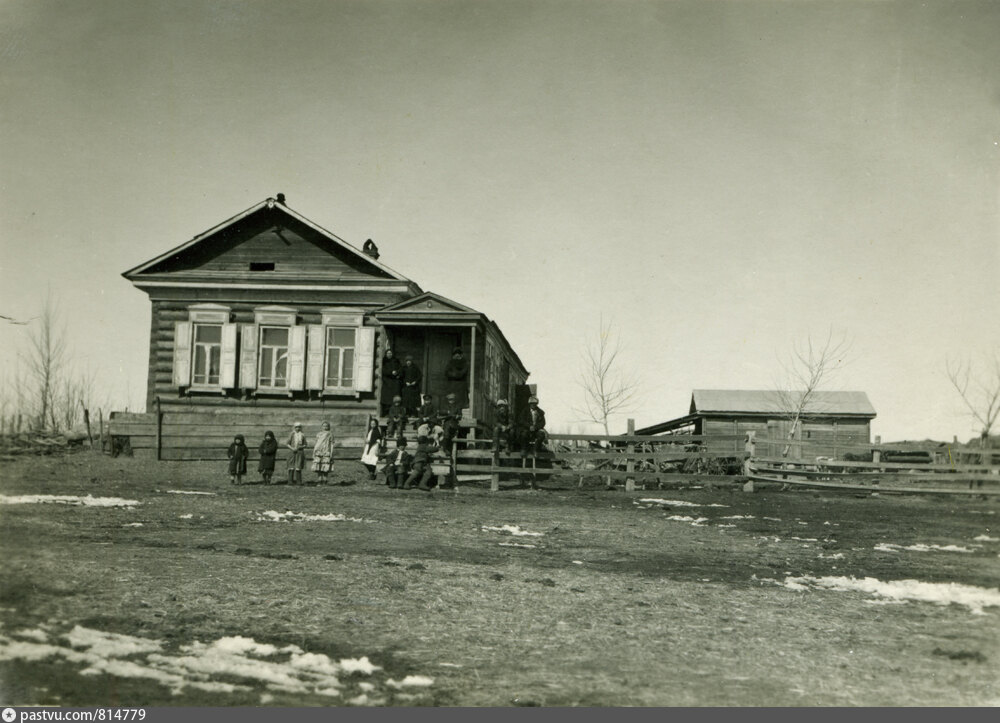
(490, 444, 500, 493)
(742, 431, 756, 493)
(872, 435, 881, 466)
(625, 419, 636, 492)
(154, 396, 162, 462)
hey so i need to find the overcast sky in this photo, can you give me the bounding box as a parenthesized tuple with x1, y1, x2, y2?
(1, 0, 998, 441)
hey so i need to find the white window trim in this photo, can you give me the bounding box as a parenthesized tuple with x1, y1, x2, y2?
(318, 308, 365, 397)
(323, 326, 357, 393)
(180, 305, 233, 394)
(189, 322, 223, 390)
(257, 324, 291, 391)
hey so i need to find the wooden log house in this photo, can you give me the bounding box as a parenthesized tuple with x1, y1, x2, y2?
(635, 389, 876, 459)
(111, 194, 529, 461)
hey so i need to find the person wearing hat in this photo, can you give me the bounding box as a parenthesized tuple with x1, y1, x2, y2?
(493, 398, 512, 453)
(417, 393, 437, 430)
(312, 421, 335, 485)
(285, 422, 308, 485)
(386, 394, 408, 440)
(523, 395, 547, 458)
(227, 434, 249, 485)
(401, 355, 422, 417)
(439, 392, 462, 455)
(443, 347, 469, 409)
(379, 347, 403, 416)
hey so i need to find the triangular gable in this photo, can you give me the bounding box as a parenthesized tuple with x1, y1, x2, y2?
(376, 291, 478, 314)
(123, 197, 411, 283)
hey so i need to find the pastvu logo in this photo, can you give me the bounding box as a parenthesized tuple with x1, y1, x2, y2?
(2, 707, 16, 722)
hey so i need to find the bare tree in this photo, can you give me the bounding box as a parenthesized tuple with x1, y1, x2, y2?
(946, 353, 1000, 447)
(575, 316, 640, 436)
(20, 294, 67, 431)
(773, 331, 851, 458)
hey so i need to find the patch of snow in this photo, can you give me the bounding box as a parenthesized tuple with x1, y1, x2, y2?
(875, 543, 976, 554)
(636, 499, 728, 508)
(0, 627, 402, 699)
(781, 576, 1000, 614)
(721, 515, 755, 520)
(438, 663, 461, 668)
(571, 560, 584, 565)
(481, 524, 544, 537)
(386, 675, 434, 688)
(124, 522, 144, 527)
(498, 542, 536, 548)
(338, 656, 381, 675)
(179, 514, 193, 519)
(664, 515, 709, 526)
(717, 524, 736, 528)
(64, 626, 162, 657)
(0, 494, 140, 508)
(791, 537, 818, 542)
(763, 516, 782, 522)
(256, 510, 373, 523)
(166, 490, 216, 496)
(819, 553, 845, 560)
(973, 535, 998, 542)
(13, 629, 49, 642)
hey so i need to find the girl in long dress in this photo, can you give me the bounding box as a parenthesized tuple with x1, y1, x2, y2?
(360, 417, 384, 480)
(311, 422, 335, 484)
(258, 430, 278, 484)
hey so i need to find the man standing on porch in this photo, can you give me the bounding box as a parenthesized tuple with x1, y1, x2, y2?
(401, 355, 422, 416)
(444, 347, 469, 409)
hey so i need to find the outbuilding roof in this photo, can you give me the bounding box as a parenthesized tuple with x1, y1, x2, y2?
(691, 389, 876, 417)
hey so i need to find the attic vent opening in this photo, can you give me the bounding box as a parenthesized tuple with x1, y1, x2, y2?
(249, 262, 275, 272)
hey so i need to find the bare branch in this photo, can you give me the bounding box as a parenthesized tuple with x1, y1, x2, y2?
(573, 316, 641, 435)
(946, 352, 1000, 441)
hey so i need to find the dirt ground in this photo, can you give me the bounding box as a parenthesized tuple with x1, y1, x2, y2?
(1, 450, 998, 706)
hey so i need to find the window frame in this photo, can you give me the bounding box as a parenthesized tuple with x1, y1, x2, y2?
(257, 325, 291, 391)
(323, 326, 357, 392)
(190, 322, 223, 389)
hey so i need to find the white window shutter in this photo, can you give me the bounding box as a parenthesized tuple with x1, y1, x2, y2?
(306, 324, 325, 391)
(239, 324, 259, 389)
(353, 326, 375, 392)
(172, 321, 193, 387)
(220, 323, 238, 389)
(287, 325, 307, 391)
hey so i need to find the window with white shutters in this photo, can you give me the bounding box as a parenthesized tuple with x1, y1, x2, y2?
(173, 304, 234, 392)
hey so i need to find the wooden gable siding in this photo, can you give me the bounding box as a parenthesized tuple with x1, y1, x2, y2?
(139, 209, 393, 281)
(701, 415, 871, 459)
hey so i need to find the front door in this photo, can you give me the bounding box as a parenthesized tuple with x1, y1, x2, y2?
(425, 330, 463, 403)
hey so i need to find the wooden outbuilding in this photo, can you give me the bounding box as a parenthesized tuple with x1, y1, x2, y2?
(634, 389, 876, 458)
(111, 195, 529, 460)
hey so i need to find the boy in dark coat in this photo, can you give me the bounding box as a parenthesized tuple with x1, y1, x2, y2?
(401, 355, 422, 416)
(228, 434, 249, 485)
(416, 393, 437, 429)
(493, 399, 512, 452)
(439, 392, 462, 453)
(385, 395, 408, 440)
(382, 437, 412, 489)
(403, 435, 436, 491)
(523, 396, 547, 457)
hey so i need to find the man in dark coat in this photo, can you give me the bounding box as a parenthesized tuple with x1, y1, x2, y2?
(403, 436, 437, 491)
(493, 399, 512, 453)
(385, 395, 408, 440)
(380, 348, 403, 415)
(381, 438, 412, 489)
(443, 347, 470, 409)
(401, 355, 422, 416)
(439, 392, 462, 454)
(523, 395, 547, 457)
(417, 393, 437, 429)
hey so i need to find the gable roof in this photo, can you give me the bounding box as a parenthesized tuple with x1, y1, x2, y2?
(376, 291, 477, 314)
(122, 196, 412, 283)
(691, 389, 876, 417)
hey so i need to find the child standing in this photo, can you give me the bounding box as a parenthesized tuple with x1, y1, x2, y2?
(360, 418, 384, 480)
(228, 434, 249, 485)
(258, 430, 278, 484)
(286, 423, 307, 485)
(312, 421, 335, 485)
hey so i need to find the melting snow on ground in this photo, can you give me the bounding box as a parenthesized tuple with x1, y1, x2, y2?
(255, 511, 375, 524)
(819, 552, 845, 560)
(664, 515, 709, 527)
(720, 515, 755, 520)
(781, 576, 1000, 614)
(0, 494, 140, 508)
(635, 499, 728, 508)
(498, 542, 537, 548)
(874, 543, 977, 554)
(973, 535, 998, 542)
(0, 626, 429, 704)
(165, 490, 216, 496)
(481, 524, 544, 537)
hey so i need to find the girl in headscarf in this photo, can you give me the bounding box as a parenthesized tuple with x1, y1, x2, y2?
(286, 423, 307, 485)
(258, 430, 278, 484)
(311, 421, 335, 484)
(228, 434, 249, 485)
(360, 417, 384, 480)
